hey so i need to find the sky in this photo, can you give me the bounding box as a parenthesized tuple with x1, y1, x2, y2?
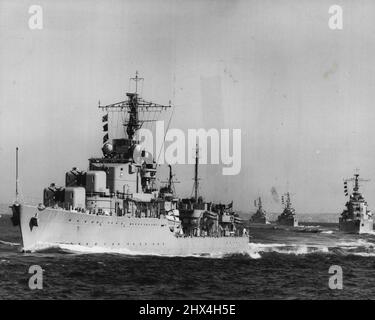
(1, 0, 375, 214)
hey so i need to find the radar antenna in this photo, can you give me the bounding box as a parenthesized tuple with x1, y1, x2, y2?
(343, 173, 370, 196)
(98, 72, 171, 141)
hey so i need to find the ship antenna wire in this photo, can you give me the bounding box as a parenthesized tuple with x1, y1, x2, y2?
(155, 102, 175, 166)
(155, 73, 176, 167)
(16, 147, 19, 202)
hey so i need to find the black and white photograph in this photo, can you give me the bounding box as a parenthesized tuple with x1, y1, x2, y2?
(0, 0, 375, 307)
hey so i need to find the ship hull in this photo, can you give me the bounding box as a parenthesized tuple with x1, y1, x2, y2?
(277, 218, 298, 227)
(17, 205, 249, 256)
(250, 217, 268, 224)
(250, 219, 269, 224)
(338, 218, 373, 234)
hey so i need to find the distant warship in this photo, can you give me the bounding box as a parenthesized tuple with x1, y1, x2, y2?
(10, 73, 249, 255)
(339, 173, 373, 234)
(250, 197, 268, 224)
(277, 192, 298, 227)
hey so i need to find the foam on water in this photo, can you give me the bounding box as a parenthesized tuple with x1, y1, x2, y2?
(24, 242, 259, 259)
(321, 230, 334, 234)
(10, 238, 375, 259)
(248, 242, 330, 256)
(246, 236, 375, 257)
(25, 242, 163, 256)
(0, 239, 20, 246)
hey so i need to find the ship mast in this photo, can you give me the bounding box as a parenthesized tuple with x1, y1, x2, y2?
(166, 164, 175, 194)
(281, 192, 292, 209)
(254, 197, 262, 209)
(160, 164, 179, 195)
(344, 173, 369, 196)
(98, 71, 171, 143)
(15, 147, 19, 203)
(131, 71, 142, 95)
(194, 143, 199, 203)
(286, 192, 291, 208)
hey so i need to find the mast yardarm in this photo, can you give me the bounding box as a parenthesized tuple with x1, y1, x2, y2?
(98, 72, 171, 141)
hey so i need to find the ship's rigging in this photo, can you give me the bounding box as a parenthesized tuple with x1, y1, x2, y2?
(98, 71, 171, 143)
(343, 173, 370, 196)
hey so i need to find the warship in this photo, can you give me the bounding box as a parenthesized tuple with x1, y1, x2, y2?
(10, 73, 249, 255)
(339, 173, 373, 234)
(178, 144, 246, 238)
(276, 192, 298, 227)
(250, 197, 268, 224)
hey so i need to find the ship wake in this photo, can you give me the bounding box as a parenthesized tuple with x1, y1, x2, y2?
(22, 242, 259, 259)
(0, 239, 21, 246)
(248, 238, 375, 258)
(23, 242, 163, 256)
(20, 237, 375, 259)
(248, 242, 329, 256)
